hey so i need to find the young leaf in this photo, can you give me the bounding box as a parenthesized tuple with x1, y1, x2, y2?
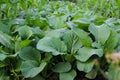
(19, 47, 41, 61)
(74, 47, 103, 62)
(72, 27, 92, 47)
(59, 70, 76, 80)
(62, 30, 82, 54)
(20, 40, 32, 48)
(52, 62, 71, 73)
(77, 60, 94, 73)
(21, 60, 46, 78)
(16, 26, 33, 40)
(36, 37, 67, 56)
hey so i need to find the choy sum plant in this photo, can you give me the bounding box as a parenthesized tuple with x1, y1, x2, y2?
(0, 0, 120, 80)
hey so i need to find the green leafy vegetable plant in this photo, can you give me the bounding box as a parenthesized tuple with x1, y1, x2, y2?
(0, 0, 120, 80)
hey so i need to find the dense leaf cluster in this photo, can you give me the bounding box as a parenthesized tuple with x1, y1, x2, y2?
(0, 0, 120, 80)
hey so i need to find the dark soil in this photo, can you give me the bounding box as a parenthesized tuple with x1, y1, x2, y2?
(47, 71, 107, 80)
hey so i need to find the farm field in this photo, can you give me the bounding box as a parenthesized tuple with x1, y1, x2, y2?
(0, 0, 120, 80)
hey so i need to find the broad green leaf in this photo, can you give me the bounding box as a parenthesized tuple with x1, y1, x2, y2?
(104, 30, 118, 53)
(0, 21, 10, 33)
(47, 16, 66, 29)
(30, 27, 45, 37)
(45, 28, 66, 38)
(21, 60, 46, 78)
(72, 18, 90, 29)
(74, 47, 103, 62)
(92, 42, 102, 48)
(85, 69, 97, 79)
(72, 14, 95, 28)
(105, 18, 118, 26)
(62, 30, 82, 54)
(89, 24, 110, 45)
(36, 37, 67, 56)
(13, 18, 26, 25)
(45, 30, 61, 38)
(52, 62, 71, 73)
(60, 70, 76, 80)
(16, 26, 33, 39)
(77, 60, 94, 73)
(72, 27, 92, 46)
(19, 47, 41, 61)
(0, 31, 14, 49)
(73, 18, 90, 25)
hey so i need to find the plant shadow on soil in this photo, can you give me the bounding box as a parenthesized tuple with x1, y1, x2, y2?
(47, 70, 108, 80)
